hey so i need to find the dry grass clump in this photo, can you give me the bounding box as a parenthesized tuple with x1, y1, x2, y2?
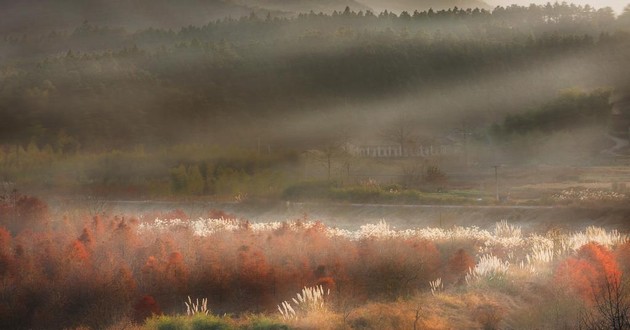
(466, 254, 510, 283)
(185, 296, 209, 316)
(278, 285, 329, 321)
(338, 292, 511, 330)
(342, 301, 428, 330)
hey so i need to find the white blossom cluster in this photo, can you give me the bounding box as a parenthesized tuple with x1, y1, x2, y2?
(551, 188, 627, 202)
(429, 278, 443, 296)
(559, 226, 627, 252)
(465, 254, 510, 283)
(140, 218, 626, 249)
(137, 217, 319, 236)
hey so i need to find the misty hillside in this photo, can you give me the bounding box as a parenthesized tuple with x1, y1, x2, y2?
(0, 0, 493, 34)
(0, 0, 276, 33)
(1, 3, 629, 155)
(0, 0, 365, 33)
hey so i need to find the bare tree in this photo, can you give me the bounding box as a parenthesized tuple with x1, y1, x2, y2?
(399, 159, 425, 188)
(312, 134, 352, 181)
(413, 303, 422, 330)
(379, 114, 417, 156)
(579, 276, 630, 330)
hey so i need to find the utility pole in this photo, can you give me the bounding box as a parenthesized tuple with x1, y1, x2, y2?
(257, 137, 261, 156)
(461, 123, 471, 170)
(493, 165, 500, 202)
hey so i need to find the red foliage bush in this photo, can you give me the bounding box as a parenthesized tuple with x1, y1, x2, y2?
(134, 295, 162, 323)
(165, 251, 190, 294)
(0, 227, 13, 277)
(616, 241, 630, 273)
(445, 248, 476, 285)
(555, 258, 600, 301)
(577, 243, 621, 281)
(554, 243, 622, 303)
(352, 238, 441, 299)
(0, 194, 49, 234)
(16, 196, 49, 224)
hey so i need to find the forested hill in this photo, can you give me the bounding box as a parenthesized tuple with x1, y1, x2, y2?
(0, 0, 275, 33)
(1, 4, 629, 151)
(0, 0, 490, 34)
(0, 0, 493, 35)
(0, 0, 484, 34)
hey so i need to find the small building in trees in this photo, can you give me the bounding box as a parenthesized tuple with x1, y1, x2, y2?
(346, 138, 462, 158)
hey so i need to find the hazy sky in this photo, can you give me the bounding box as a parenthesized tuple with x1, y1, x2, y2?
(487, 0, 628, 14)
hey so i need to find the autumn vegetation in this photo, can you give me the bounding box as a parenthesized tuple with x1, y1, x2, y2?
(3, 1, 630, 329)
(0, 193, 628, 329)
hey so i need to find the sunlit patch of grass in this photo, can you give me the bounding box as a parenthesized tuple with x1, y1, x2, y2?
(242, 314, 290, 330)
(282, 181, 490, 205)
(143, 314, 284, 330)
(277, 285, 329, 321)
(274, 285, 343, 329)
(144, 315, 188, 330)
(341, 292, 509, 330)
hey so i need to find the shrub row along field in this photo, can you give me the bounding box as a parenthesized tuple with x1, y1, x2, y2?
(1, 194, 629, 329)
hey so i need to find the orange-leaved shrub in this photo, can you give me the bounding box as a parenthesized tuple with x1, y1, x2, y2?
(351, 237, 441, 299)
(445, 248, 476, 285)
(0, 194, 49, 234)
(554, 243, 622, 303)
(134, 295, 162, 323)
(616, 241, 630, 273)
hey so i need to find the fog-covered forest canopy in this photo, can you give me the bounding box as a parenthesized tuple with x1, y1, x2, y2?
(1, 3, 629, 151)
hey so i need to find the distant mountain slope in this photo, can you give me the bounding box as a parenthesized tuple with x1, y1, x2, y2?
(0, 0, 368, 34)
(357, 0, 490, 13)
(0, 0, 269, 33)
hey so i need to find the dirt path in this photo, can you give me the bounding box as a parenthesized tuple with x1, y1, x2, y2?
(603, 133, 630, 156)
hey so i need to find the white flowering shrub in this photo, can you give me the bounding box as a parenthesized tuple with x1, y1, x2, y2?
(466, 254, 510, 283)
(430, 278, 443, 296)
(551, 188, 627, 203)
(278, 285, 329, 320)
(494, 220, 521, 239)
(185, 296, 209, 316)
(559, 226, 628, 253)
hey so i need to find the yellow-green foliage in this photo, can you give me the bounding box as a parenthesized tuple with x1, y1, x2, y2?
(170, 164, 205, 195)
(144, 315, 188, 330)
(143, 314, 289, 330)
(244, 315, 291, 330)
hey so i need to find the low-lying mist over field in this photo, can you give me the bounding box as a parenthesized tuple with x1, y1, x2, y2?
(1, 1, 630, 329)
